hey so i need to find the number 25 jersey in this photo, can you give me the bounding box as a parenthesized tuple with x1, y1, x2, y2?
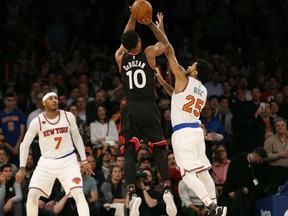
(171, 76, 207, 127)
(121, 51, 156, 100)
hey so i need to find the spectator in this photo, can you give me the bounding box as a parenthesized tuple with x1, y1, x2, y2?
(218, 96, 233, 147)
(101, 165, 127, 216)
(68, 104, 91, 147)
(90, 105, 119, 149)
(0, 92, 26, 166)
(246, 102, 274, 152)
(233, 86, 262, 154)
(58, 94, 68, 111)
(221, 147, 268, 216)
(87, 89, 113, 121)
(0, 146, 18, 177)
(0, 163, 23, 216)
(76, 95, 88, 122)
(261, 76, 279, 102)
(263, 117, 288, 194)
(204, 71, 223, 97)
(211, 145, 230, 198)
(66, 87, 79, 107)
(269, 100, 280, 120)
(135, 167, 166, 216)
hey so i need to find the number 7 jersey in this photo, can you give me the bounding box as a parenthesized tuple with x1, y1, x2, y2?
(32, 110, 75, 159)
(171, 76, 207, 127)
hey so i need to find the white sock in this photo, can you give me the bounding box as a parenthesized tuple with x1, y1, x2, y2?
(182, 171, 213, 207)
(197, 170, 217, 204)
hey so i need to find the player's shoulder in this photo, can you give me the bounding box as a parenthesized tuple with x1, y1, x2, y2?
(62, 110, 74, 118)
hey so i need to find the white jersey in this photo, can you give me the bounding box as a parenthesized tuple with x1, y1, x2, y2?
(28, 110, 75, 159)
(171, 76, 207, 127)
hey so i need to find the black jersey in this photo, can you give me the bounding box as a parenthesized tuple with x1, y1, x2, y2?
(121, 51, 156, 100)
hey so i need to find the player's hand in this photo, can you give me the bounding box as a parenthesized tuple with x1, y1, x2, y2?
(81, 162, 95, 176)
(156, 12, 164, 28)
(138, 17, 152, 25)
(155, 67, 165, 86)
(15, 168, 25, 183)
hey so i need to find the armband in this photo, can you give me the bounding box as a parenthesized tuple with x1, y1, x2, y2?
(0, 186, 5, 190)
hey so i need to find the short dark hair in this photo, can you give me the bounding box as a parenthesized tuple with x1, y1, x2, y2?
(121, 30, 140, 50)
(196, 59, 210, 82)
(253, 147, 268, 159)
(4, 92, 16, 99)
(0, 163, 12, 171)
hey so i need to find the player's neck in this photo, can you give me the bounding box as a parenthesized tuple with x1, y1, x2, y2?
(44, 109, 59, 119)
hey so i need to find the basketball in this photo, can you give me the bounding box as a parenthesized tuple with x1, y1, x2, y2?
(131, 0, 153, 21)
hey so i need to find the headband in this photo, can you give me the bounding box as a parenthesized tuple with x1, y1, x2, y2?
(42, 92, 57, 102)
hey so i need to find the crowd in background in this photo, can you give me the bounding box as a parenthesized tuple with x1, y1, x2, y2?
(0, 0, 288, 215)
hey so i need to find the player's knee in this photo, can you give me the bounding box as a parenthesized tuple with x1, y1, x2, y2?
(182, 170, 198, 182)
(27, 188, 42, 205)
(70, 187, 85, 203)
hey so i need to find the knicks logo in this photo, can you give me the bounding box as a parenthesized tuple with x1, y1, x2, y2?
(72, 177, 81, 185)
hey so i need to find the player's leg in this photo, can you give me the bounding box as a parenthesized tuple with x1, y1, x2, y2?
(27, 158, 56, 216)
(57, 154, 90, 216)
(121, 137, 142, 216)
(119, 102, 142, 215)
(26, 188, 42, 216)
(183, 171, 227, 216)
(197, 170, 217, 204)
(182, 170, 214, 206)
(70, 187, 90, 216)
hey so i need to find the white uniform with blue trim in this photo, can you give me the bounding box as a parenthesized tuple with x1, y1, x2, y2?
(171, 76, 211, 176)
(20, 110, 86, 197)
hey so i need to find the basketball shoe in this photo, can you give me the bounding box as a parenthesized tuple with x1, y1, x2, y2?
(163, 190, 177, 216)
(129, 194, 142, 216)
(206, 206, 227, 216)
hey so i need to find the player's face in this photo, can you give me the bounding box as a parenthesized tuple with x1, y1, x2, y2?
(186, 62, 198, 77)
(44, 96, 58, 110)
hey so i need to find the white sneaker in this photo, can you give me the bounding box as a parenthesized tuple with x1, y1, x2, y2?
(129, 194, 142, 216)
(163, 190, 177, 216)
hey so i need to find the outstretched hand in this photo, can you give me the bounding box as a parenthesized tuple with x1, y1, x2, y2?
(81, 162, 95, 176)
(156, 12, 164, 28)
(155, 67, 166, 86)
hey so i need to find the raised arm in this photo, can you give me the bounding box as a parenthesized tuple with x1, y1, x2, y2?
(143, 19, 169, 59)
(155, 13, 187, 91)
(115, 13, 137, 69)
(155, 67, 174, 96)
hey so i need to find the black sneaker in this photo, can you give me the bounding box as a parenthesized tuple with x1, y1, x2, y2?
(207, 206, 227, 216)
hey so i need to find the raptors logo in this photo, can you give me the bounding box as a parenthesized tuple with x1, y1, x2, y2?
(72, 177, 81, 185)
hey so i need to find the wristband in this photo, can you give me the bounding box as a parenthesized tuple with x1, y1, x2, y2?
(81, 159, 88, 164)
